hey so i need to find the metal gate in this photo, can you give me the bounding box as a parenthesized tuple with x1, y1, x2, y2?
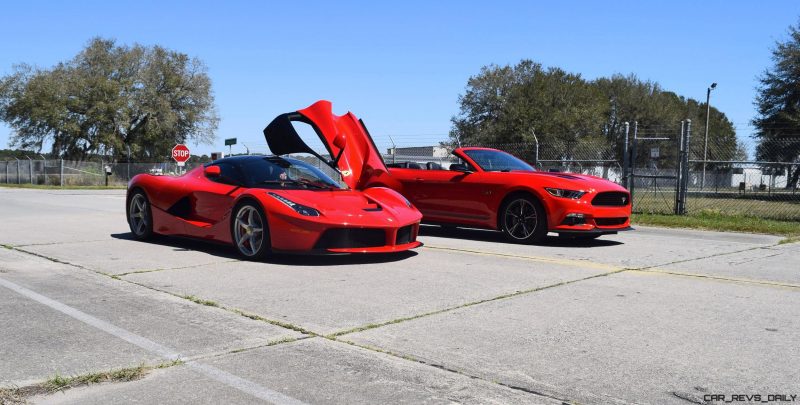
(626, 120, 691, 215)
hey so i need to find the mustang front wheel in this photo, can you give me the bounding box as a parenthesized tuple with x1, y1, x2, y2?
(128, 190, 153, 240)
(500, 195, 547, 244)
(231, 202, 271, 260)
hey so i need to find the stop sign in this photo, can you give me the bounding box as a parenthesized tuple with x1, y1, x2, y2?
(172, 144, 190, 164)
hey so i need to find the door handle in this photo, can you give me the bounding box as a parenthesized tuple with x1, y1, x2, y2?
(414, 178, 424, 182)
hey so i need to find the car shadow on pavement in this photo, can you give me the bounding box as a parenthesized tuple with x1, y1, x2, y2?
(110, 232, 418, 266)
(418, 225, 624, 248)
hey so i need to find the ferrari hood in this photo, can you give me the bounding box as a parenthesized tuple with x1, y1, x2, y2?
(263, 100, 388, 190)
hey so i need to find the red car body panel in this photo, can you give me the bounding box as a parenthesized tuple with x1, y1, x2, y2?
(127, 101, 422, 254)
(366, 147, 631, 235)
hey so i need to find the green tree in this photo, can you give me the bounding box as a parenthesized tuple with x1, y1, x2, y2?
(753, 20, 800, 188)
(0, 38, 218, 161)
(450, 61, 739, 167)
(449, 60, 607, 160)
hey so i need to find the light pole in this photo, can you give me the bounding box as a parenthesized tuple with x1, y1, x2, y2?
(702, 82, 717, 190)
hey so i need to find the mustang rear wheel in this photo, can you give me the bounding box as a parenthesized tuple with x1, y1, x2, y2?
(231, 202, 271, 260)
(500, 195, 547, 244)
(128, 190, 153, 240)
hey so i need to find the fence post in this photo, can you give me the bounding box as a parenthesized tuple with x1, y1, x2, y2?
(630, 125, 638, 202)
(677, 120, 691, 215)
(675, 121, 685, 214)
(622, 122, 630, 189)
(28, 157, 33, 185)
(4, 161, 8, 183)
(59, 159, 64, 187)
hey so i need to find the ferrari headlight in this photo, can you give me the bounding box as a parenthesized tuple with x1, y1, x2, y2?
(545, 188, 586, 199)
(268, 192, 320, 216)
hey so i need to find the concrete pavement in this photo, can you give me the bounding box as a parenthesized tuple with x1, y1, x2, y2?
(0, 187, 797, 404)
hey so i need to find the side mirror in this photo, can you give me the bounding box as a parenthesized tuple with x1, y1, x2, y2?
(204, 165, 221, 178)
(333, 133, 347, 150)
(450, 163, 472, 174)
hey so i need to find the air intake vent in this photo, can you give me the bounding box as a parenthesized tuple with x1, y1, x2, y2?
(595, 217, 628, 226)
(314, 228, 386, 249)
(592, 192, 630, 206)
(396, 225, 415, 244)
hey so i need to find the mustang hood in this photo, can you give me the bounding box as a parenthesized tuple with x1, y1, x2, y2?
(263, 100, 388, 190)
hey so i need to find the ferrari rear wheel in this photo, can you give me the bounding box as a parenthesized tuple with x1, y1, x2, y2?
(128, 191, 153, 240)
(500, 195, 547, 244)
(231, 202, 271, 260)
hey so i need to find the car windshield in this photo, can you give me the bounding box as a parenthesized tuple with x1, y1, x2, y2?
(240, 156, 345, 190)
(462, 149, 535, 172)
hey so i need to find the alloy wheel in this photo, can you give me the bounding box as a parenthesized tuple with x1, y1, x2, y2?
(234, 205, 265, 257)
(129, 194, 149, 236)
(503, 198, 538, 240)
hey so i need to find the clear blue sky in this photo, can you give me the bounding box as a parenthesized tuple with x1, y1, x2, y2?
(1, 0, 798, 156)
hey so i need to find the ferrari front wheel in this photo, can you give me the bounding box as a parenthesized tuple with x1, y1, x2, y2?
(231, 201, 271, 260)
(128, 190, 154, 240)
(500, 195, 547, 244)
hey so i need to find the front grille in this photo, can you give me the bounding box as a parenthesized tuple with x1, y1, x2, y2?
(592, 192, 630, 206)
(314, 228, 386, 249)
(595, 217, 628, 226)
(396, 225, 415, 245)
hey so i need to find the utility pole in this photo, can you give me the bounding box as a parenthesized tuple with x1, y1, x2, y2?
(530, 128, 539, 168)
(387, 134, 397, 164)
(702, 82, 717, 189)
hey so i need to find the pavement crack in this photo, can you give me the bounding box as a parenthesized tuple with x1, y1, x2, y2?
(672, 390, 706, 404)
(6, 245, 320, 337)
(328, 267, 628, 338)
(424, 245, 620, 271)
(633, 244, 775, 271)
(634, 268, 800, 290)
(13, 239, 109, 248)
(180, 336, 312, 362)
(115, 260, 239, 277)
(329, 337, 577, 404)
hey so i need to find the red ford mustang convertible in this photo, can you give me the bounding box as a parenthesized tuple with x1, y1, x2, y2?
(367, 147, 632, 243)
(126, 101, 422, 259)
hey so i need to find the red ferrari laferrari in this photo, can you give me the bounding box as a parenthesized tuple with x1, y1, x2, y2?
(368, 147, 632, 243)
(126, 100, 422, 259)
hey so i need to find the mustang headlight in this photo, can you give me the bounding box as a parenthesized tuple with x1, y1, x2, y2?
(545, 188, 586, 199)
(268, 192, 320, 216)
(399, 195, 413, 208)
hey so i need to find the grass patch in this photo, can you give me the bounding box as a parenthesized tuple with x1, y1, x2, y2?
(182, 294, 219, 307)
(632, 211, 800, 239)
(0, 360, 183, 403)
(0, 183, 125, 190)
(41, 364, 148, 392)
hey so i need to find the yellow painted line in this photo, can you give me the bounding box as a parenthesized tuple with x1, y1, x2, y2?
(423, 245, 621, 271)
(636, 268, 800, 289)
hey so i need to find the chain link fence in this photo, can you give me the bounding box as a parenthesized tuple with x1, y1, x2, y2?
(0, 159, 202, 187)
(3, 133, 799, 221)
(381, 132, 800, 221)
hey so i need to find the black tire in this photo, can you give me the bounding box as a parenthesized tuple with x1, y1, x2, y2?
(499, 194, 548, 244)
(230, 200, 271, 260)
(127, 189, 154, 240)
